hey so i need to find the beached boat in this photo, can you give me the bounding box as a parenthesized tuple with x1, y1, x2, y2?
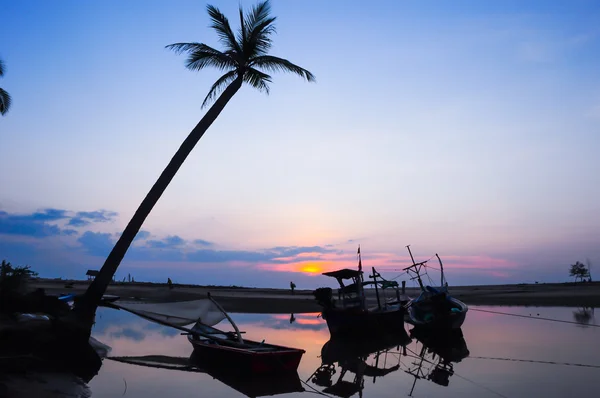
(314, 248, 406, 336)
(403, 246, 468, 329)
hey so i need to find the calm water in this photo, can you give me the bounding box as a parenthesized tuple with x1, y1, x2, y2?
(3, 306, 599, 397)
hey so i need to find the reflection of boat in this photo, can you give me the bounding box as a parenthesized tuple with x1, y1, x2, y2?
(403, 327, 470, 395)
(309, 330, 411, 398)
(108, 354, 305, 397)
(403, 246, 468, 329)
(315, 248, 406, 336)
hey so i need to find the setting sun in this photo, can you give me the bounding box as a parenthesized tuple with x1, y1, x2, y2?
(300, 263, 323, 274)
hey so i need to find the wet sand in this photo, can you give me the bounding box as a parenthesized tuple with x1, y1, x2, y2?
(31, 279, 600, 313)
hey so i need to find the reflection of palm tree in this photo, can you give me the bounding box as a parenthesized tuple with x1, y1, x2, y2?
(573, 307, 595, 326)
(77, 0, 314, 321)
(0, 58, 12, 116)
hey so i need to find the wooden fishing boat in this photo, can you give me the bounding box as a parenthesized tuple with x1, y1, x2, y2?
(314, 248, 406, 336)
(104, 293, 305, 374)
(187, 322, 305, 373)
(403, 246, 468, 329)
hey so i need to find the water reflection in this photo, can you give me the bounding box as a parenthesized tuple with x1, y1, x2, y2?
(309, 329, 411, 397)
(108, 354, 304, 397)
(0, 318, 109, 398)
(307, 327, 470, 397)
(573, 307, 596, 326)
(1, 306, 599, 397)
(404, 328, 470, 396)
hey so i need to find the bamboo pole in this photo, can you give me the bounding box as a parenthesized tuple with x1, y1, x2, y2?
(207, 293, 244, 344)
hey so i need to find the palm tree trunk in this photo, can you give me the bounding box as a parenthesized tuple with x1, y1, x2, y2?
(73, 76, 243, 325)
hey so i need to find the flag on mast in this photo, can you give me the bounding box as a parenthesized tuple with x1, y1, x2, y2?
(357, 245, 362, 271)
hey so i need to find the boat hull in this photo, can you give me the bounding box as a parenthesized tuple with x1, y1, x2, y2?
(188, 336, 304, 374)
(405, 297, 468, 329)
(322, 305, 405, 336)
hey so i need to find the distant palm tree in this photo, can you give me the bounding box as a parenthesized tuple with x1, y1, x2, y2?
(75, 0, 314, 322)
(0, 58, 12, 116)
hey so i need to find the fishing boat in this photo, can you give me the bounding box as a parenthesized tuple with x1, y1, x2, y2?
(403, 246, 468, 329)
(314, 247, 406, 336)
(104, 293, 305, 374)
(187, 322, 305, 373)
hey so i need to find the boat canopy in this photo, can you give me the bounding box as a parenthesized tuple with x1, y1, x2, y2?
(322, 269, 363, 279)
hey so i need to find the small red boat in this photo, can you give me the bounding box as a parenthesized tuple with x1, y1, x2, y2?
(105, 293, 305, 374)
(187, 322, 305, 373)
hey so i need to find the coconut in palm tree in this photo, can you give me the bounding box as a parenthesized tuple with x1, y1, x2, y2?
(75, 0, 314, 322)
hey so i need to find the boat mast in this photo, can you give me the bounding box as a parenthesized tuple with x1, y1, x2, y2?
(372, 267, 381, 310)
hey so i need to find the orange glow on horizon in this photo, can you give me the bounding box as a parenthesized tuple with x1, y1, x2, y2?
(301, 263, 323, 274)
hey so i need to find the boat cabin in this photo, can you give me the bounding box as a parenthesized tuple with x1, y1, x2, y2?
(322, 269, 366, 310)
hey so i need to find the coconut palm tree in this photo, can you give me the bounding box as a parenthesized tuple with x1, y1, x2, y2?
(0, 58, 11, 116)
(75, 0, 314, 322)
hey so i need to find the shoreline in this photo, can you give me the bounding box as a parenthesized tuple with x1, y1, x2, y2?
(30, 279, 600, 313)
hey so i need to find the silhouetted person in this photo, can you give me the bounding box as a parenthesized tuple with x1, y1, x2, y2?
(290, 313, 296, 324)
(290, 281, 296, 295)
(167, 278, 173, 290)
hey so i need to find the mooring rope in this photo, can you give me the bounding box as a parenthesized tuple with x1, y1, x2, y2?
(470, 308, 600, 328)
(468, 356, 600, 369)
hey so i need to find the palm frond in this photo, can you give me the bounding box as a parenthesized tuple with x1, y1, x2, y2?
(206, 5, 241, 54)
(244, 0, 272, 34)
(166, 43, 237, 71)
(0, 59, 4, 77)
(202, 70, 238, 108)
(243, 68, 271, 94)
(244, 1, 276, 57)
(237, 5, 247, 51)
(0, 88, 11, 115)
(245, 18, 276, 57)
(250, 55, 315, 82)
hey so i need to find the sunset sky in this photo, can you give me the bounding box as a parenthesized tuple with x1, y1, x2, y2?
(1, 0, 599, 288)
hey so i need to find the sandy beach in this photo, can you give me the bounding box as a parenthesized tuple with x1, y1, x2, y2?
(30, 278, 600, 313)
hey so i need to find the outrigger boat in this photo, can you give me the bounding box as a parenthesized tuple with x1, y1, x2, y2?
(403, 246, 468, 329)
(314, 247, 406, 336)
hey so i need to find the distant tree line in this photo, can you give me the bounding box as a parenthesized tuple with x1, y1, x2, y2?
(0, 259, 37, 294)
(569, 260, 592, 283)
